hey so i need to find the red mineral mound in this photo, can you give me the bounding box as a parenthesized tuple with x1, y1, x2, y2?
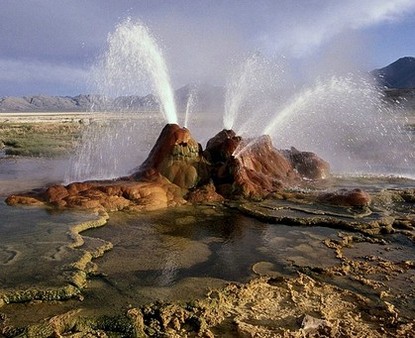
(6, 124, 333, 210)
(203, 130, 329, 199)
(135, 124, 209, 189)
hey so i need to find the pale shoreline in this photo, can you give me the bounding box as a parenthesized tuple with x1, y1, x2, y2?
(1, 109, 413, 123)
(0, 111, 161, 123)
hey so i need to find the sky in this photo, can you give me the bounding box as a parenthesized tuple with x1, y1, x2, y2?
(1, 0, 415, 97)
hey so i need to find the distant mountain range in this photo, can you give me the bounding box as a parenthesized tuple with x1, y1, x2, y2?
(371, 56, 415, 89)
(0, 84, 224, 113)
(371, 57, 415, 109)
(1, 58, 415, 113)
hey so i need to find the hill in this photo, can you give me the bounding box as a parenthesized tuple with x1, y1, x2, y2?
(0, 84, 225, 113)
(371, 56, 415, 89)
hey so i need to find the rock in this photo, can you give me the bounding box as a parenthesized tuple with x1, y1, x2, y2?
(283, 146, 330, 180)
(44, 185, 69, 204)
(186, 181, 225, 203)
(317, 188, 372, 207)
(5, 195, 44, 206)
(5, 124, 333, 210)
(136, 124, 209, 189)
(205, 132, 299, 198)
(204, 129, 240, 163)
(127, 308, 146, 336)
(300, 314, 329, 331)
(7, 177, 186, 212)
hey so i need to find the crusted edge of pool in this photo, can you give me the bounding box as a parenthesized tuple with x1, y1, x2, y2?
(0, 211, 111, 307)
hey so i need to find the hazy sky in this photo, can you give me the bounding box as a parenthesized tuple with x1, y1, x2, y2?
(1, 0, 415, 96)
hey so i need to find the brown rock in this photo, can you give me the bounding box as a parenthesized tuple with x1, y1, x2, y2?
(186, 181, 225, 203)
(136, 124, 209, 189)
(283, 147, 330, 180)
(66, 182, 93, 195)
(5, 195, 44, 206)
(317, 188, 371, 207)
(205, 132, 299, 198)
(5, 124, 334, 210)
(64, 195, 103, 210)
(99, 195, 131, 211)
(44, 185, 69, 203)
(204, 129, 240, 163)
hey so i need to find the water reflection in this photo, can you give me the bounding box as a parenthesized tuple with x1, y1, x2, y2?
(83, 205, 340, 304)
(0, 157, 68, 195)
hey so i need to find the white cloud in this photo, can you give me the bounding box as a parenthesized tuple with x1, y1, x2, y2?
(261, 0, 415, 57)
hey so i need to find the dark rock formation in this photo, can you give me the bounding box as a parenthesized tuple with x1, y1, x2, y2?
(186, 181, 225, 203)
(135, 124, 210, 189)
(204, 130, 329, 199)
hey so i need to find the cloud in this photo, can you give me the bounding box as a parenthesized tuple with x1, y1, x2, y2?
(1, 0, 415, 95)
(0, 58, 89, 96)
(260, 0, 415, 57)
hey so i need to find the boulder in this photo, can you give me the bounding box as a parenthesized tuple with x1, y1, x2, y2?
(317, 188, 371, 207)
(186, 181, 225, 203)
(282, 147, 330, 180)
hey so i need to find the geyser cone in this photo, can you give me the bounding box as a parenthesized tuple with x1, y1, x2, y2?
(204, 129, 241, 163)
(204, 130, 330, 198)
(136, 124, 209, 189)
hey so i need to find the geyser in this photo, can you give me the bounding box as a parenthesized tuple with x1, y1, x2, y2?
(93, 18, 177, 124)
(229, 70, 414, 177)
(265, 74, 414, 176)
(67, 19, 413, 185)
(67, 19, 179, 182)
(223, 53, 287, 134)
(8, 124, 330, 211)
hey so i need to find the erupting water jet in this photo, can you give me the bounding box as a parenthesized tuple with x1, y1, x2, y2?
(184, 87, 197, 129)
(95, 18, 178, 124)
(67, 19, 180, 182)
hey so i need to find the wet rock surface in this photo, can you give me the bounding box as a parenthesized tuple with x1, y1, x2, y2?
(317, 188, 372, 207)
(1, 188, 414, 336)
(136, 124, 210, 189)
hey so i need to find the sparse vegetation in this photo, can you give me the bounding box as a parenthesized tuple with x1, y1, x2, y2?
(0, 121, 83, 157)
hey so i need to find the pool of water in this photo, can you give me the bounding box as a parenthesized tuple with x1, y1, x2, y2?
(0, 157, 68, 195)
(81, 206, 340, 304)
(0, 201, 101, 291)
(0, 200, 344, 325)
